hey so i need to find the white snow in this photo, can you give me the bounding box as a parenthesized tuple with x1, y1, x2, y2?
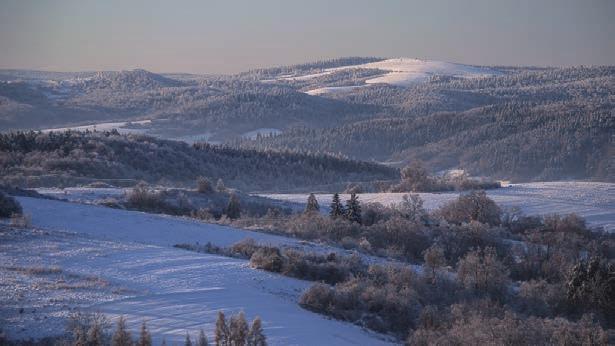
(41, 120, 151, 135)
(241, 128, 282, 139)
(260, 182, 615, 232)
(276, 58, 500, 90)
(304, 86, 366, 96)
(2, 197, 396, 345)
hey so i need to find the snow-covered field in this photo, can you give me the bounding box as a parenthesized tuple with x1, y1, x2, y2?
(241, 128, 282, 139)
(1, 197, 396, 345)
(261, 182, 615, 232)
(41, 120, 151, 135)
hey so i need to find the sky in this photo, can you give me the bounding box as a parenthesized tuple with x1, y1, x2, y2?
(0, 0, 614, 74)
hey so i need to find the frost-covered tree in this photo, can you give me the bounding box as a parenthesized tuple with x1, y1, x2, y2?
(215, 311, 230, 346)
(137, 321, 152, 346)
(247, 317, 267, 346)
(423, 244, 446, 284)
(229, 312, 249, 345)
(344, 193, 361, 224)
(111, 316, 132, 346)
(197, 329, 209, 346)
(305, 193, 320, 213)
(397, 193, 425, 222)
(197, 176, 213, 194)
(185, 332, 192, 346)
(329, 193, 344, 219)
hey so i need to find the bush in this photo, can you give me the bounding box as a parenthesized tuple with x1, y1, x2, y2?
(196, 176, 213, 194)
(0, 191, 22, 218)
(250, 246, 284, 272)
(437, 190, 501, 225)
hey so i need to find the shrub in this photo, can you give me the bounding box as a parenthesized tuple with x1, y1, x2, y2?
(250, 246, 284, 272)
(437, 190, 501, 225)
(0, 191, 22, 218)
(456, 247, 509, 295)
(196, 176, 213, 194)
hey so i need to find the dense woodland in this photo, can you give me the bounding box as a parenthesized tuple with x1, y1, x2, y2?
(234, 66, 615, 181)
(0, 131, 397, 191)
(1, 60, 613, 181)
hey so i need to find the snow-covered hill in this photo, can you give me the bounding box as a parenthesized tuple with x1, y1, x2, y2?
(274, 58, 501, 94)
(1, 197, 396, 345)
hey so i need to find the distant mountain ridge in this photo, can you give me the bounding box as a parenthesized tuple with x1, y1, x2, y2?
(0, 58, 613, 182)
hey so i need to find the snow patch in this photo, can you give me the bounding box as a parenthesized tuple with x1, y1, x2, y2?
(41, 120, 151, 135)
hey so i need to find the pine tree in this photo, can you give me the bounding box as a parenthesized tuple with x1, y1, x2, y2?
(329, 193, 345, 219)
(246, 317, 267, 346)
(185, 333, 192, 346)
(344, 193, 362, 224)
(225, 194, 241, 219)
(161, 338, 167, 346)
(215, 311, 230, 346)
(137, 321, 152, 346)
(197, 329, 209, 346)
(305, 193, 320, 213)
(111, 316, 132, 346)
(229, 312, 249, 346)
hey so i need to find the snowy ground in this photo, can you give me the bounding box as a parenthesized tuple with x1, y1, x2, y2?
(241, 128, 282, 139)
(260, 182, 615, 232)
(1, 197, 397, 345)
(41, 120, 151, 135)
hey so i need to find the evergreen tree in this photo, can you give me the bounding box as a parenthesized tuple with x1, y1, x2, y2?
(329, 193, 345, 219)
(111, 316, 132, 346)
(215, 311, 230, 346)
(344, 193, 362, 224)
(137, 321, 152, 346)
(229, 312, 249, 346)
(185, 333, 192, 346)
(305, 193, 320, 213)
(161, 338, 167, 346)
(246, 317, 267, 346)
(197, 329, 209, 346)
(225, 194, 241, 219)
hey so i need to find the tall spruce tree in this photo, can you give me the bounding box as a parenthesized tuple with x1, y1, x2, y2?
(329, 193, 345, 219)
(345, 193, 362, 224)
(225, 194, 241, 219)
(305, 193, 320, 213)
(184, 332, 192, 346)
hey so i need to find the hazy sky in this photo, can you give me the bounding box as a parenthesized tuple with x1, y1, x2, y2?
(1, 0, 614, 74)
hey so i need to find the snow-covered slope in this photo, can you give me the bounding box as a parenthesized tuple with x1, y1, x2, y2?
(2, 197, 395, 345)
(261, 182, 615, 232)
(276, 58, 501, 94)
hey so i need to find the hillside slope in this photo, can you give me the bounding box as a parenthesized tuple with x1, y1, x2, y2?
(0, 131, 397, 191)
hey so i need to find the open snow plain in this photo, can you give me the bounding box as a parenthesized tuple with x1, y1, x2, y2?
(261, 182, 615, 232)
(1, 197, 395, 345)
